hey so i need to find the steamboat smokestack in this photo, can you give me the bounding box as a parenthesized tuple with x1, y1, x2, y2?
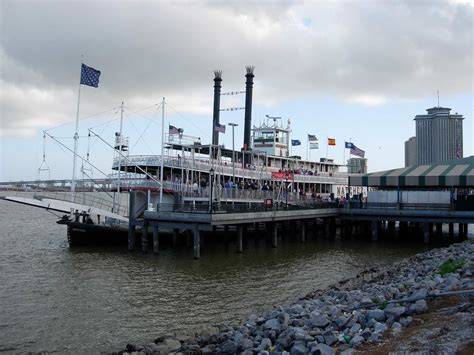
(212, 70, 222, 147)
(243, 66, 254, 156)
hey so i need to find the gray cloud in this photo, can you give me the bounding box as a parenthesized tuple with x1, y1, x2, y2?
(0, 0, 472, 137)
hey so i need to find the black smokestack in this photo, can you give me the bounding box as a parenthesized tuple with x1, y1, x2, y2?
(243, 66, 254, 154)
(212, 70, 222, 146)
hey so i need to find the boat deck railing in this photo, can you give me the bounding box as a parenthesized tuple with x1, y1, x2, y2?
(112, 155, 348, 183)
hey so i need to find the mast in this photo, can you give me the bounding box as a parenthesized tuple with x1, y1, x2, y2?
(159, 97, 165, 205)
(117, 101, 124, 194)
(71, 61, 83, 193)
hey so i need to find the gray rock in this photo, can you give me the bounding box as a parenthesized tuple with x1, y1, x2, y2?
(349, 323, 361, 335)
(367, 309, 385, 322)
(413, 299, 428, 313)
(310, 314, 330, 328)
(323, 331, 337, 346)
(289, 304, 305, 315)
(391, 322, 402, 333)
(384, 306, 406, 318)
(264, 318, 281, 331)
(280, 312, 291, 328)
(360, 328, 372, 340)
(399, 316, 413, 327)
(373, 322, 387, 334)
(242, 350, 253, 355)
(258, 337, 272, 351)
(310, 343, 335, 355)
(220, 340, 237, 353)
(202, 344, 216, 353)
(291, 344, 307, 355)
(258, 351, 269, 355)
(154, 338, 181, 353)
(143, 343, 161, 353)
(241, 338, 254, 350)
(315, 335, 325, 343)
(411, 288, 428, 301)
(367, 333, 380, 342)
(350, 335, 365, 347)
(334, 316, 349, 329)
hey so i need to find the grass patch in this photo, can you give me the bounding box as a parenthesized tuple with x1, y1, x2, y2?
(438, 258, 464, 276)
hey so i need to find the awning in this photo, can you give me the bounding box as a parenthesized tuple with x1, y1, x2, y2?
(349, 156, 474, 187)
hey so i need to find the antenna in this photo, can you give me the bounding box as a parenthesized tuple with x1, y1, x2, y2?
(437, 90, 440, 107)
(265, 114, 282, 127)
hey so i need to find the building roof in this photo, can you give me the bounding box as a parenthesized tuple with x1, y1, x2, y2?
(349, 156, 474, 188)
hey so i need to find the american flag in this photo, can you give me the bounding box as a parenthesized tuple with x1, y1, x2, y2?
(308, 134, 318, 142)
(214, 123, 226, 133)
(350, 145, 365, 158)
(169, 125, 182, 135)
(80, 63, 101, 88)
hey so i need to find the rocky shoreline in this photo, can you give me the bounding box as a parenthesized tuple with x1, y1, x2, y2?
(117, 241, 473, 354)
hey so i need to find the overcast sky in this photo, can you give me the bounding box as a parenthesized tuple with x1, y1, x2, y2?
(0, 0, 472, 181)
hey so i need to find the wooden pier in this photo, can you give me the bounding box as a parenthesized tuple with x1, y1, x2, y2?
(126, 189, 472, 259)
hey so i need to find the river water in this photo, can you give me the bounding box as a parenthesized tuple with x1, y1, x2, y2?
(0, 200, 435, 354)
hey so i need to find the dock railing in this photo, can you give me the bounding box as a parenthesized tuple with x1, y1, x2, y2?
(156, 200, 339, 214)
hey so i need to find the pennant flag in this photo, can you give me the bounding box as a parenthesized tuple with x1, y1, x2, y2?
(350, 145, 366, 158)
(310, 142, 319, 149)
(80, 63, 101, 88)
(169, 125, 182, 135)
(328, 138, 336, 146)
(291, 139, 301, 146)
(345, 141, 355, 149)
(214, 122, 226, 133)
(308, 134, 318, 142)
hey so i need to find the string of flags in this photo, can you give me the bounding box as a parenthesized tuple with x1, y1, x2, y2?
(219, 107, 245, 111)
(220, 91, 246, 96)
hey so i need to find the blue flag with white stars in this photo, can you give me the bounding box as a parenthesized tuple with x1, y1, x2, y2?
(80, 63, 101, 88)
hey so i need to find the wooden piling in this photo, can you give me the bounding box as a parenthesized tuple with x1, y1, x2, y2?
(272, 223, 278, 248)
(300, 222, 306, 243)
(423, 223, 430, 244)
(152, 222, 159, 255)
(371, 220, 378, 242)
(193, 229, 200, 259)
(237, 225, 243, 253)
(141, 221, 148, 253)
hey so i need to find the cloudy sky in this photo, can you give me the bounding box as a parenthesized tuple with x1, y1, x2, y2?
(0, 0, 472, 181)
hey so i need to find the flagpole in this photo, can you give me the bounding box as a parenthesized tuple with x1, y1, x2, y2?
(159, 97, 165, 205)
(326, 137, 328, 159)
(306, 136, 310, 161)
(71, 58, 83, 193)
(343, 140, 346, 171)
